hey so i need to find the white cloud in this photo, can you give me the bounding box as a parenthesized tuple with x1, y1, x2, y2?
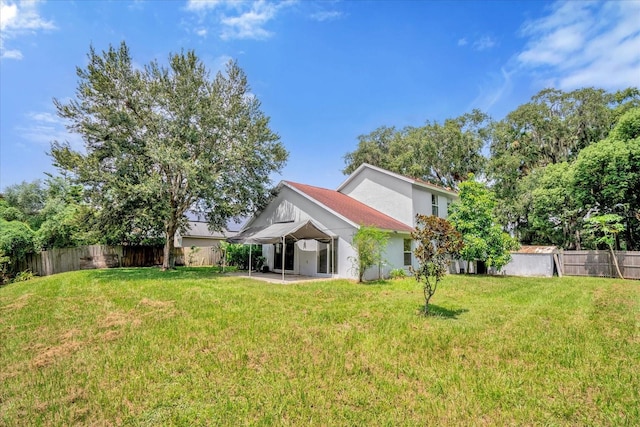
(473, 36, 496, 51)
(184, 0, 296, 40)
(457, 35, 497, 51)
(310, 10, 343, 22)
(2, 48, 22, 59)
(517, 0, 640, 90)
(0, 0, 56, 60)
(469, 67, 514, 112)
(196, 28, 208, 37)
(20, 110, 84, 151)
(186, 0, 224, 12)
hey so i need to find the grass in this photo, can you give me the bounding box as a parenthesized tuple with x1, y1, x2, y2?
(1, 268, 638, 426)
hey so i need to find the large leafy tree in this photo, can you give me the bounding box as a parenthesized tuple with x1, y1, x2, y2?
(572, 108, 640, 249)
(343, 110, 490, 190)
(528, 162, 583, 249)
(51, 42, 288, 269)
(448, 176, 519, 272)
(393, 110, 489, 189)
(489, 87, 639, 240)
(342, 126, 397, 175)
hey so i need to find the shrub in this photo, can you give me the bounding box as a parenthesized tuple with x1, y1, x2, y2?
(225, 244, 262, 270)
(390, 268, 407, 279)
(12, 270, 34, 283)
(350, 226, 389, 282)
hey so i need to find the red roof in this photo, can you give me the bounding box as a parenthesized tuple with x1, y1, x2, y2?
(284, 181, 414, 232)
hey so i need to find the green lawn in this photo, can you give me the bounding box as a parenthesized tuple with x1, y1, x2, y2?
(1, 268, 638, 426)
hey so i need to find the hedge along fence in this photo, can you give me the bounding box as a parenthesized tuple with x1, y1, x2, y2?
(16, 244, 223, 277)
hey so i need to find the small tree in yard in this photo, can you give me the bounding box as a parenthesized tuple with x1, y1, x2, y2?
(411, 215, 463, 315)
(350, 226, 388, 282)
(585, 214, 625, 279)
(448, 175, 519, 273)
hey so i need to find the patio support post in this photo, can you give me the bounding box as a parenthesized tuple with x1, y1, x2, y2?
(282, 236, 285, 283)
(249, 244, 252, 277)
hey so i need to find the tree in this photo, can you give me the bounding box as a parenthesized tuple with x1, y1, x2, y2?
(489, 87, 639, 240)
(411, 215, 463, 315)
(343, 110, 490, 190)
(51, 42, 287, 269)
(392, 110, 490, 189)
(350, 225, 388, 282)
(528, 162, 583, 249)
(0, 219, 36, 282)
(2, 180, 46, 229)
(448, 176, 519, 273)
(572, 108, 640, 250)
(35, 178, 94, 250)
(342, 126, 397, 175)
(585, 214, 625, 279)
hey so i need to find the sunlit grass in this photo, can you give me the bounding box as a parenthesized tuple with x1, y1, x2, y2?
(1, 268, 638, 425)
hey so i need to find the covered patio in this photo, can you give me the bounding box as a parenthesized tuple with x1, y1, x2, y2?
(226, 219, 336, 283)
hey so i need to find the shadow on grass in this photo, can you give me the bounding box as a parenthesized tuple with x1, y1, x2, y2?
(89, 266, 230, 282)
(361, 279, 394, 286)
(418, 304, 469, 319)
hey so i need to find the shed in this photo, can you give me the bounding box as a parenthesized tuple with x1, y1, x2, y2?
(500, 246, 561, 277)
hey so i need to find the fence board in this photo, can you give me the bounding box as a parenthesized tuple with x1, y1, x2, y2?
(19, 244, 222, 277)
(562, 250, 640, 280)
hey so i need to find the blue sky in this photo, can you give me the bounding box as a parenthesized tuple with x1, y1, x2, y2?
(1, 0, 639, 193)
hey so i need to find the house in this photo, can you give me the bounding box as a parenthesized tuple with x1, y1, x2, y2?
(230, 163, 458, 280)
(174, 221, 237, 248)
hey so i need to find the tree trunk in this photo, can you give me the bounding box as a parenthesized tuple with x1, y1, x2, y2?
(162, 220, 178, 271)
(609, 245, 624, 279)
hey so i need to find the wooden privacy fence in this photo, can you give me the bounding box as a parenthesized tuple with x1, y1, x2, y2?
(561, 250, 640, 280)
(18, 244, 223, 277)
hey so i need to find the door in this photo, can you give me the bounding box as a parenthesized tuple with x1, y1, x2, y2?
(274, 242, 295, 271)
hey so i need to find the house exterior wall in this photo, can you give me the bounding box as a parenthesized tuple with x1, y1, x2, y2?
(339, 167, 414, 226)
(360, 235, 407, 281)
(179, 237, 222, 248)
(249, 186, 359, 278)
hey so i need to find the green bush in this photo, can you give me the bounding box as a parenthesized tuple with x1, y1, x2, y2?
(0, 219, 36, 283)
(12, 270, 34, 282)
(390, 268, 407, 279)
(225, 244, 262, 270)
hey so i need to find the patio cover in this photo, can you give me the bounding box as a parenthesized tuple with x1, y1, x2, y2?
(226, 220, 333, 244)
(226, 220, 335, 282)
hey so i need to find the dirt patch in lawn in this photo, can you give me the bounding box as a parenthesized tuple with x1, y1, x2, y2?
(32, 336, 82, 368)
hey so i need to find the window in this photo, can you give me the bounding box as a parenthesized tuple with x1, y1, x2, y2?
(403, 239, 412, 266)
(432, 194, 439, 217)
(317, 239, 338, 274)
(317, 242, 328, 274)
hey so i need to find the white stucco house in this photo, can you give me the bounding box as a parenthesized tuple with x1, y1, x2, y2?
(230, 163, 458, 280)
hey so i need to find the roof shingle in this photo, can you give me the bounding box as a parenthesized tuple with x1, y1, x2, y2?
(285, 181, 414, 232)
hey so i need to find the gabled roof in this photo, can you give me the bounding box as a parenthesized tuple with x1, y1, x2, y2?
(284, 181, 414, 233)
(337, 163, 458, 197)
(181, 221, 236, 239)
